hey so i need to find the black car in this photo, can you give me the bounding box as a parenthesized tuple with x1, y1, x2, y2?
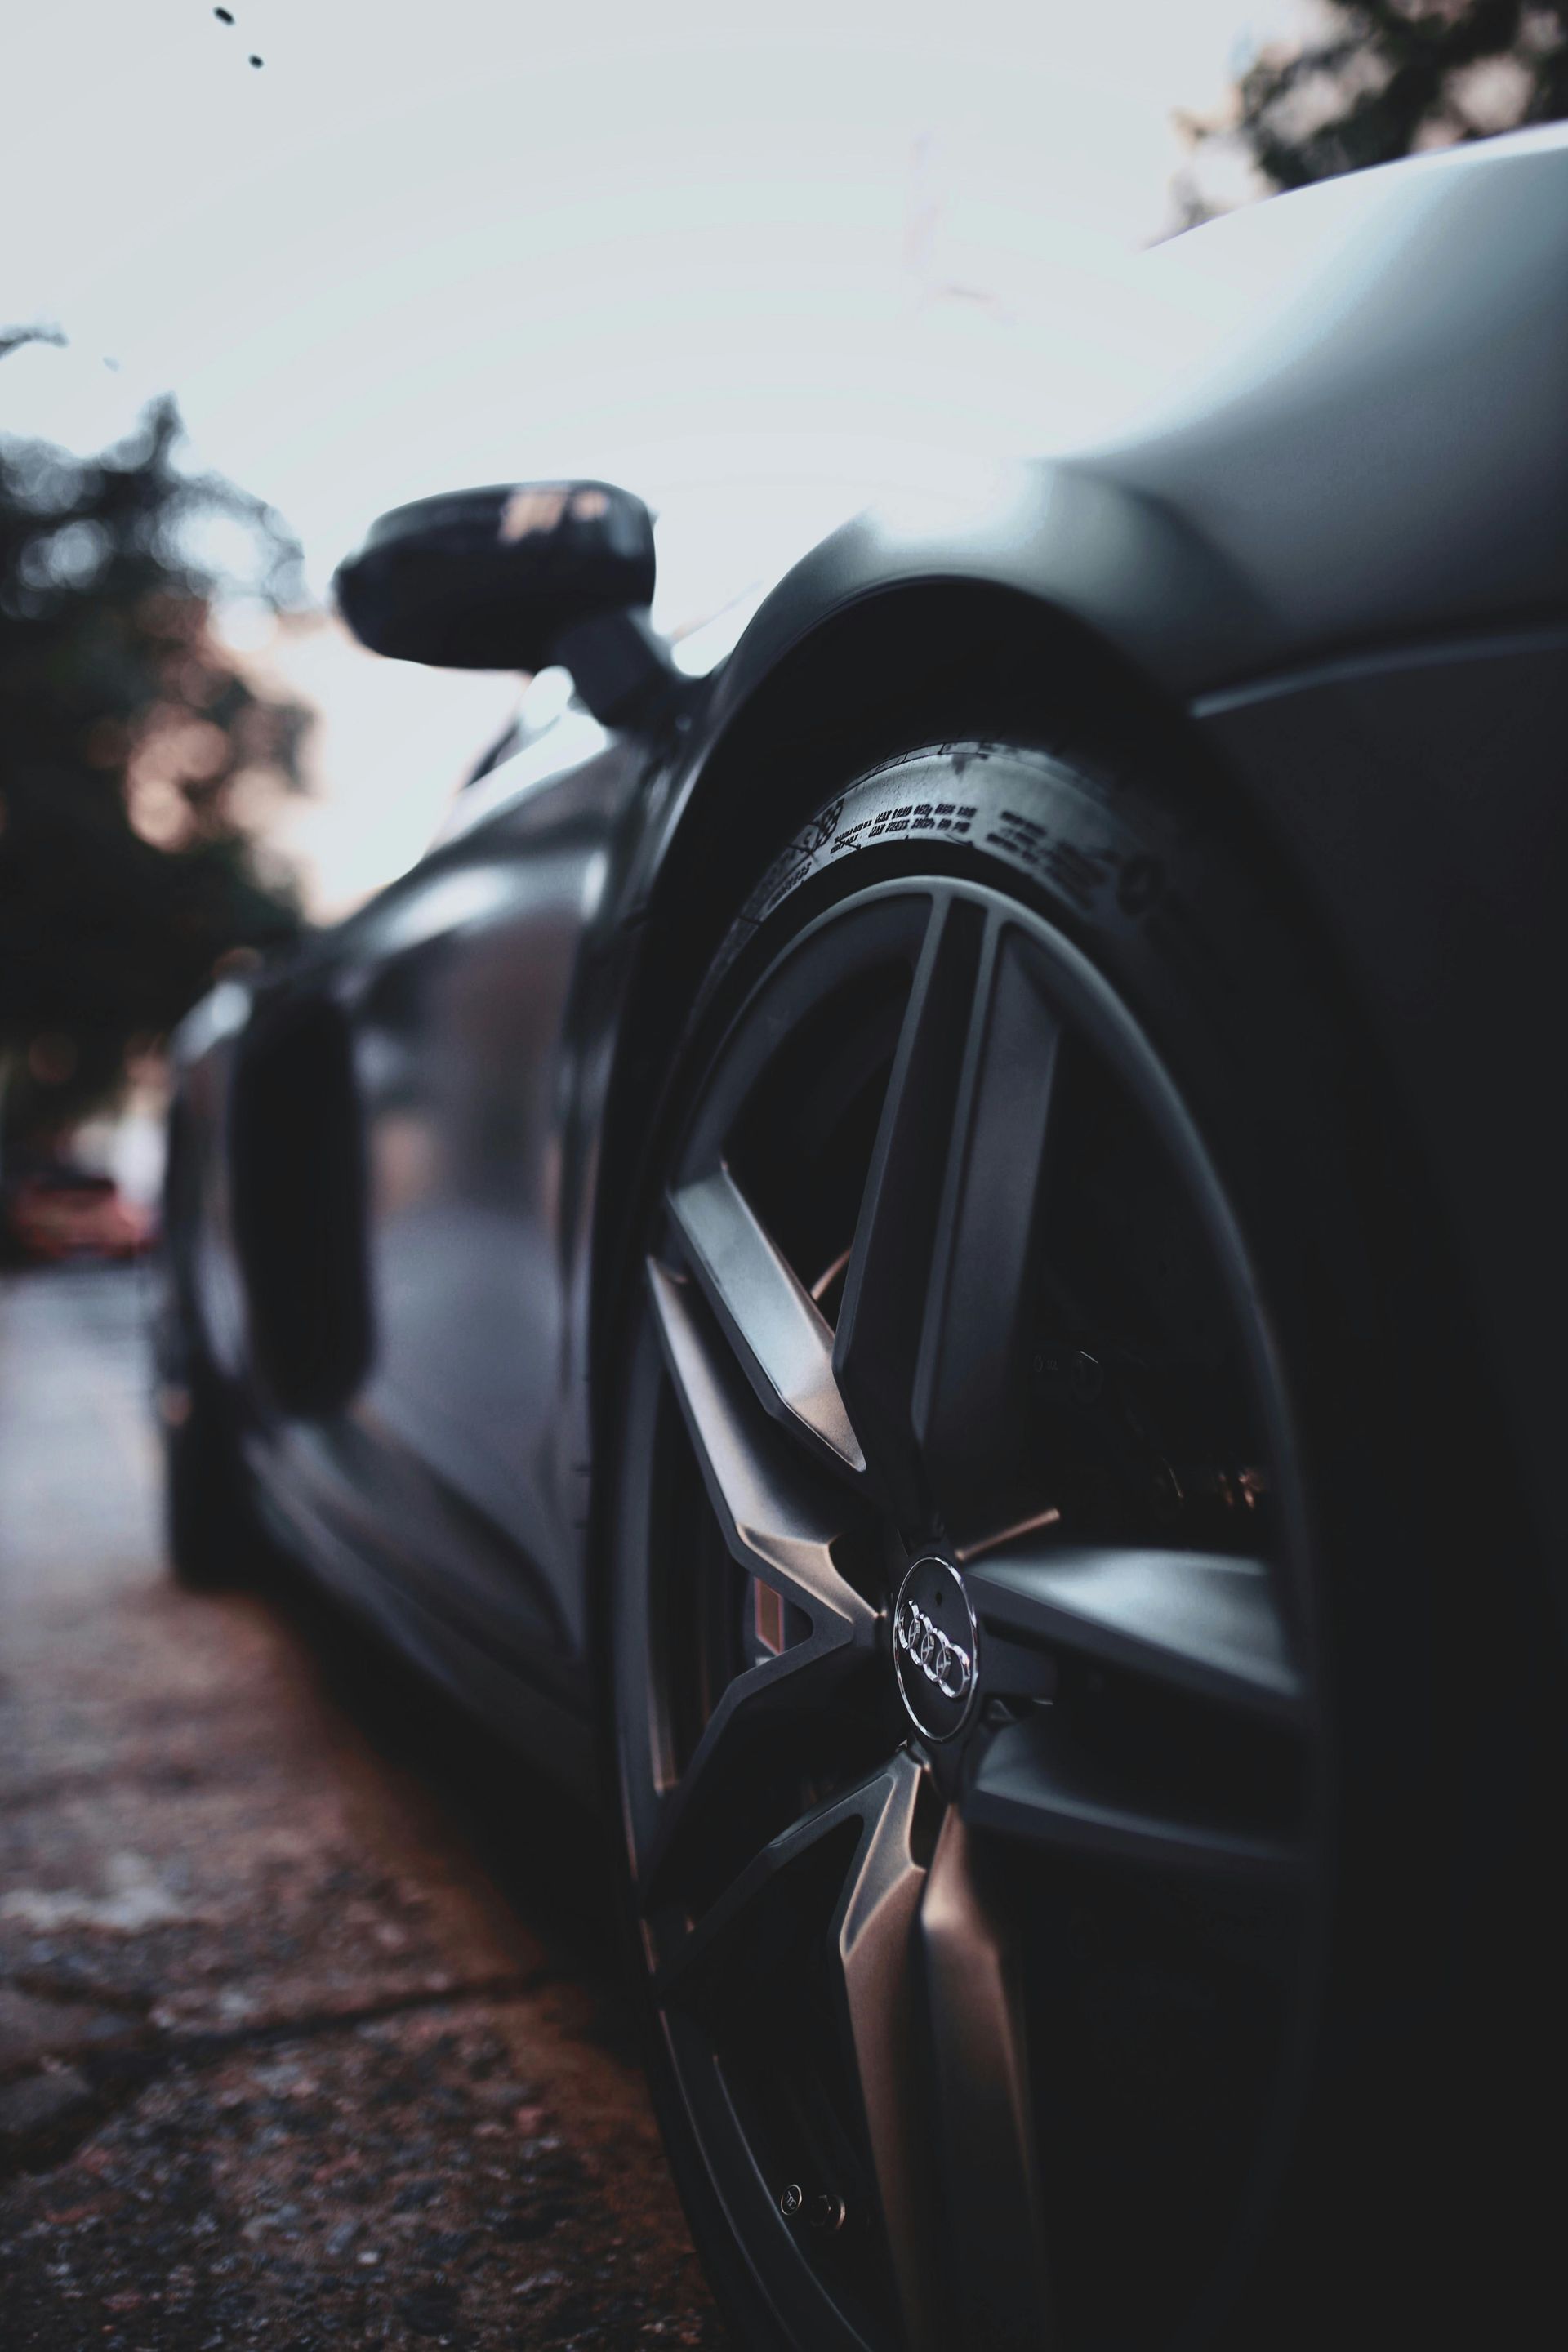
(160, 127, 1568, 2352)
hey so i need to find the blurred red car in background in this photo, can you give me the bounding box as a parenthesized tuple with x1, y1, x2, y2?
(3, 1169, 153, 1264)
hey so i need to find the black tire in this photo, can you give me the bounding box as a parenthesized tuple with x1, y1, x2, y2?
(163, 1359, 265, 1592)
(157, 1094, 268, 1595)
(607, 737, 1564, 2351)
(155, 1198, 266, 1597)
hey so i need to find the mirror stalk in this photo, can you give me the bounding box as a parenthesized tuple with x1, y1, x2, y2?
(552, 606, 693, 732)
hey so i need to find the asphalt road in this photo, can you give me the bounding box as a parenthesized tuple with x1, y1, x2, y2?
(0, 1267, 722, 2350)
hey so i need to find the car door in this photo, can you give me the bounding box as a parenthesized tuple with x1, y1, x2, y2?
(245, 709, 653, 1720)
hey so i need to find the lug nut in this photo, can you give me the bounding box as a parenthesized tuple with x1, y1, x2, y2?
(806, 2193, 845, 2232)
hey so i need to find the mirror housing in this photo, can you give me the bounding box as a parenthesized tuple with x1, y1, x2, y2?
(333, 480, 679, 725)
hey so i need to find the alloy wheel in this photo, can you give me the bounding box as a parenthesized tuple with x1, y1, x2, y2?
(615, 876, 1321, 2351)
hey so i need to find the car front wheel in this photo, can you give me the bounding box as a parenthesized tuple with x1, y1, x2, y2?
(608, 736, 1554, 2350)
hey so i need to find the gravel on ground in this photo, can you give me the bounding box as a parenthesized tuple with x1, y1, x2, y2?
(0, 1266, 723, 2350)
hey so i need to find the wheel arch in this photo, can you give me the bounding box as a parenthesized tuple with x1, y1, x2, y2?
(589, 569, 1272, 1468)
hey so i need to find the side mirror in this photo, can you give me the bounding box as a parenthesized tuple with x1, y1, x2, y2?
(333, 480, 679, 727)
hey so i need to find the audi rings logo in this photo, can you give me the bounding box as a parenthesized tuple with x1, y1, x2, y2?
(891, 1557, 981, 1741)
(896, 1597, 973, 1701)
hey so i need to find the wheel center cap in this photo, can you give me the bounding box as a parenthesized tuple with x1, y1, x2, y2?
(893, 1556, 980, 1742)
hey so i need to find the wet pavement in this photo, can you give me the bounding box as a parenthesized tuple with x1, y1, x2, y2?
(0, 1267, 723, 2350)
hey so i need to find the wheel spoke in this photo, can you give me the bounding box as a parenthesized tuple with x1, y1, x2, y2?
(920, 1810, 1052, 2351)
(640, 1633, 870, 1911)
(968, 1544, 1303, 1722)
(833, 900, 1064, 1528)
(831, 1753, 945, 2352)
(669, 1164, 866, 1472)
(964, 1713, 1301, 1878)
(648, 1257, 873, 1628)
(833, 893, 985, 1524)
(644, 1258, 879, 1902)
(652, 1769, 884, 2000)
(914, 919, 1063, 1527)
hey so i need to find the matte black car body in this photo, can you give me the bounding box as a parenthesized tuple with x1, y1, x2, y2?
(166, 126, 1568, 1798)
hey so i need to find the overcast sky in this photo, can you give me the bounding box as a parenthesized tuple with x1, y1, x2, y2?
(2, 0, 1312, 908)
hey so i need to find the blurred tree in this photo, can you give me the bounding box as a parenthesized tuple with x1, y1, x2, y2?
(1223, 2, 1567, 193)
(1171, 2, 1568, 226)
(0, 330, 310, 1155)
